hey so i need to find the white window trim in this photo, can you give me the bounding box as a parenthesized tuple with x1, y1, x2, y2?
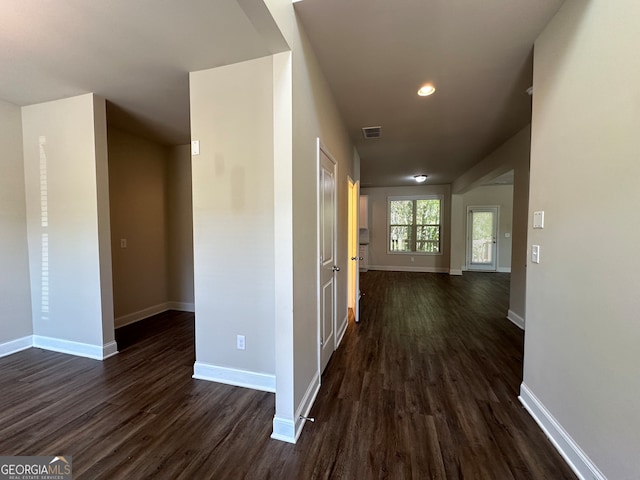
(387, 194, 444, 256)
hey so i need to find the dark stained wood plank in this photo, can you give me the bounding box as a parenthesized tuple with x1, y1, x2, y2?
(0, 273, 577, 479)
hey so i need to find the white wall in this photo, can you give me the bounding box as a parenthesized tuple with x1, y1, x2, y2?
(22, 94, 115, 358)
(190, 57, 276, 383)
(523, 2, 640, 479)
(167, 145, 194, 309)
(108, 128, 169, 325)
(0, 99, 32, 351)
(359, 184, 451, 272)
(459, 185, 513, 272)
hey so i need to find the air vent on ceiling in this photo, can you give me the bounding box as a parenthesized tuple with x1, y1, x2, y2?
(362, 126, 381, 139)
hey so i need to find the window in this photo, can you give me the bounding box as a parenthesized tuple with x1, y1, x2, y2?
(388, 196, 442, 254)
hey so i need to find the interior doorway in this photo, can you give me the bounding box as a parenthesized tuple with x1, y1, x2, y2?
(347, 178, 360, 323)
(467, 206, 499, 271)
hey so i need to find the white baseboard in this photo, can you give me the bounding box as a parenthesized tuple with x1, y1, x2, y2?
(192, 361, 276, 393)
(507, 309, 525, 330)
(519, 383, 606, 480)
(497, 267, 512, 273)
(271, 416, 297, 443)
(449, 268, 463, 276)
(102, 341, 119, 359)
(271, 371, 320, 444)
(115, 301, 195, 328)
(0, 335, 33, 358)
(33, 335, 117, 360)
(336, 314, 348, 347)
(167, 301, 195, 312)
(115, 302, 171, 328)
(368, 265, 449, 273)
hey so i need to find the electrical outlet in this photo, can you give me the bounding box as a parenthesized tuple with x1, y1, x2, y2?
(237, 335, 245, 350)
(120, 239, 127, 248)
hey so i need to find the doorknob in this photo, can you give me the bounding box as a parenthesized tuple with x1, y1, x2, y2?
(332, 266, 341, 272)
(350, 256, 363, 261)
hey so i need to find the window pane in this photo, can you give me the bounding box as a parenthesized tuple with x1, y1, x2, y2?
(416, 226, 440, 252)
(390, 200, 413, 225)
(390, 226, 412, 251)
(416, 199, 440, 225)
(416, 241, 439, 253)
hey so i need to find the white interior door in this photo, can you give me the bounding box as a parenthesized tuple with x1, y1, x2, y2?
(467, 206, 498, 271)
(319, 143, 337, 374)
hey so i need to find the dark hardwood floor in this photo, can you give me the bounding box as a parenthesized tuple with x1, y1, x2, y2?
(0, 272, 576, 479)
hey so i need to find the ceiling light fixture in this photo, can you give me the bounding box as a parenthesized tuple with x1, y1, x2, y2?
(417, 85, 436, 97)
(414, 174, 428, 183)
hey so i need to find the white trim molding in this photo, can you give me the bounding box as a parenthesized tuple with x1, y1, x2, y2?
(33, 335, 117, 360)
(102, 341, 119, 359)
(519, 383, 607, 480)
(115, 301, 195, 328)
(192, 362, 276, 393)
(271, 416, 297, 444)
(507, 309, 525, 330)
(336, 313, 348, 348)
(167, 301, 195, 312)
(115, 302, 171, 328)
(449, 268, 463, 276)
(368, 265, 449, 273)
(0, 335, 33, 358)
(272, 371, 321, 444)
(497, 267, 512, 273)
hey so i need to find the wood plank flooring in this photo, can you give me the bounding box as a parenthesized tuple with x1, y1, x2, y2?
(0, 272, 576, 479)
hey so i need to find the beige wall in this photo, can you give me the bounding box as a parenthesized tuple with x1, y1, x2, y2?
(459, 185, 514, 272)
(108, 128, 169, 325)
(0, 99, 32, 349)
(22, 94, 114, 353)
(360, 184, 451, 272)
(190, 56, 276, 378)
(167, 145, 194, 308)
(524, 2, 640, 478)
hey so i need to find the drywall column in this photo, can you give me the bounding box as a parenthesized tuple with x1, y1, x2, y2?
(190, 57, 276, 391)
(449, 194, 464, 275)
(272, 51, 296, 441)
(0, 99, 32, 355)
(22, 94, 116, 359)
(522, 2, 640, 478)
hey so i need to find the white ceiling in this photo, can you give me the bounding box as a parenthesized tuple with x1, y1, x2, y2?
(1, 1, 563, 186)
(295, 0, 564, 186)
(0, 0, 287, 145)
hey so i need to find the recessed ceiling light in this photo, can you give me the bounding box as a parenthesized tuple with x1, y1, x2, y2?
(414, 174, 428, 183)
(417, 85, 436, 97)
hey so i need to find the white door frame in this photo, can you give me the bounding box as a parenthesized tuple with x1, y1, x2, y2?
(466, 206, 499, 271)
(317, 139, 338, 378)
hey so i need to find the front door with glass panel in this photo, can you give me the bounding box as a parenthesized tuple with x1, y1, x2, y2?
(467, 207, 498, 271)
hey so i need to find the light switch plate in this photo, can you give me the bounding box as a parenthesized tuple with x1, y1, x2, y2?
(191, 140, 200, 156)
(533, 211, 544, 229)
(531, 245, 540, 263)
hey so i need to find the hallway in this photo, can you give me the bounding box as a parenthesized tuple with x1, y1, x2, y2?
(0, 272, 575, 479)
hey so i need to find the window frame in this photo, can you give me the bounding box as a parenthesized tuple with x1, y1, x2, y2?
(387, 195, 443, 255)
